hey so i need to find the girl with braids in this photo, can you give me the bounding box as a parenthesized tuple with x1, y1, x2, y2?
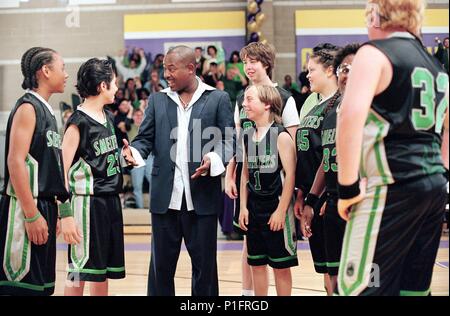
(0, 47, 69, 295)
(299, 43, 360, 296)
(293, 43, 341, 296)
(239, 85, 297, 296)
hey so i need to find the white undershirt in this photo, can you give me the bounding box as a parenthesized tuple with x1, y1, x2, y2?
(26, 89, 55, 116)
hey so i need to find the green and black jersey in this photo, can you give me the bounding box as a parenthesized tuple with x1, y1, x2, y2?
(363, 33, 448, 189)
(244, 123, 287, 200)
(295, 99, 328, 193)
(321, 96, 342, 197)
(1, 93, 67, 201)
(66, 109, 123, 195)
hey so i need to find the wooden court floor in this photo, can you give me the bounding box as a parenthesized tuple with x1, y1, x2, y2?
(53, 232, 449, 296)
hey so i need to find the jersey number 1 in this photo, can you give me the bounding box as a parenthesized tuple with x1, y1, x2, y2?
(411, 68, 448, 133)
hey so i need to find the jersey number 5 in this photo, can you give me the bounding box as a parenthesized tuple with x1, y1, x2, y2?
(411, 68, 448, 133)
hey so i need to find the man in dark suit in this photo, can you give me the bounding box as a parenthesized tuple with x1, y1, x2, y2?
(122, 45, 234, 296)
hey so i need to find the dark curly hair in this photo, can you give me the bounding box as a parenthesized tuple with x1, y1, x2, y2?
(20, 47, 57, 90)
(333, 43, 361, 73)
(76, 58, 114, 98)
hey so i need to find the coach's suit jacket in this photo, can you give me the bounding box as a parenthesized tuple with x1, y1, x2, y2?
(131, 85, 235, 215)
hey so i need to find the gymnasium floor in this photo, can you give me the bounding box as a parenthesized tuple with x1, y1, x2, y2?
(52, 209, 449, 296)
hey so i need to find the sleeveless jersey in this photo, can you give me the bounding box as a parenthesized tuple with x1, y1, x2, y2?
(321, 96, 342, 197)
(1, 93, 67, 201)
(244, 123, 288, 200)
(295, 97, 330, 193)
(363, 34, 448, 188)
(66, 109, 123, 195)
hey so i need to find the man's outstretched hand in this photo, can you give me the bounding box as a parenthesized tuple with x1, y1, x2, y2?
(191, 156, 211, 179)
(122, 139, 138, 167)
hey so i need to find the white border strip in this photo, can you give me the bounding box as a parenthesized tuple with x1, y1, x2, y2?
(296, 26, 449, 36)
(277, 53, 297, 59)
(124, 29, 245, 40)
(0, 2, 246, 14)
(296, 28, 368, 36)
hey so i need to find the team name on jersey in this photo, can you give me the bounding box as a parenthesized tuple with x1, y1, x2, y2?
(46, 130, 61, 149)
(299, 115, 323, 129)
(93, 135, 119, 157)
(321, 128, 336, 146)
(247, 147, 278, 170)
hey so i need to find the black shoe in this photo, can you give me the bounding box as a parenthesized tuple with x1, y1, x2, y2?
(226, 232, 244, 241)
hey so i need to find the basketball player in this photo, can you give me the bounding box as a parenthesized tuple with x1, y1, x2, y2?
(239, 85, 297, 296)
(336, 0, 449, 296)
(225, 42, 299, 296)
(62, 58, 125, 296)
(0, 47, 69, 295)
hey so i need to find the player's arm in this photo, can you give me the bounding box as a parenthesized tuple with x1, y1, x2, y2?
(268, 132, 296, 231)
(336, 45, 391, 221)
(441, 88, 449, 171)
(239, 140, 249, 231)
(60, 124, 82, 245)
(282, 97, 300, 139)
(309, 161, 326, 196)
(8, 103, 48, 246)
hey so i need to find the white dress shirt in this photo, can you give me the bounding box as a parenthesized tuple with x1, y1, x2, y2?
(124, 77, 226, 211)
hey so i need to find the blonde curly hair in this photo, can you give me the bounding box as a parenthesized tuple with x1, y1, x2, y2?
(366, 0, 425, 37)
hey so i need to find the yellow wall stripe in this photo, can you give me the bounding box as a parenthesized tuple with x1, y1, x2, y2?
(296, 8, 448, 29)
(124, 11, 245, 33)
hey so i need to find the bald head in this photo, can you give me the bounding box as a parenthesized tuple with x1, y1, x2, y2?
(166, 45, 196, 67)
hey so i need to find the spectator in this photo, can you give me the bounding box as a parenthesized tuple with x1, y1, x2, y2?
(283, 74, 301, 93)
(216, 80, 225, 91)
(298, 64, 310, 89)
(150, 54, 166, 83)
(203, 62, 221, 87)
(114, 99, 133, 148)
(114, 48, 147, 81)
(128, 109, 154, 209)
(226, 51, 246, 82)
(195, 47, 206, 78)
(144, 69, 167, 94)
(435, 36, 449, 74)
(203, 45, 224, 76)
(124, 78, 138, 106)
(222, 67, 247, 106)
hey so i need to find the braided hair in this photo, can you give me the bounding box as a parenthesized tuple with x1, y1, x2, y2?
(20, 47, 56, 90)
(310, 43, 341, 70)
(323, 90, 341, 116)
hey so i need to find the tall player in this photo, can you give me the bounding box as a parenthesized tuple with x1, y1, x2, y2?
(62, 58, 125, 296)
(0, 47, 69, 295)
(336, 0, 449, 296)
